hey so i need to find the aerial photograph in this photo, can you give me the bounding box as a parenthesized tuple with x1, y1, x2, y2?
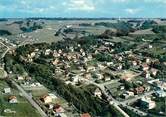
(0, 0, 166, 117)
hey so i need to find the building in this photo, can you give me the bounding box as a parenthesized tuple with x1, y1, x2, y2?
(80, 113, 91, 117)
(150, 68, 158, 77)
(94, 88, 102, 98)
(122, 91, 134, 99)
(41, 95, 52, 104)
(134, 86, 145, 94)
(140, 96, 156, 109)
(53, 104, 65, 113)
(17, 76, 24, 80)
(141, 64, 149, 71)
(154, 81, 166, 91)
(155, 90, 166, 97)
(4, 88, 11, 94)
(8, 96, 18, 103)
(48, 93, 57, 100)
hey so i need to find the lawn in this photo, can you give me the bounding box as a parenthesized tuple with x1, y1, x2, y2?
(0, 68, 7, 79)
(0, 80, 41, 117)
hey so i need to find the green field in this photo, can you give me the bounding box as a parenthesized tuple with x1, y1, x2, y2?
(0, 80, 41, 117)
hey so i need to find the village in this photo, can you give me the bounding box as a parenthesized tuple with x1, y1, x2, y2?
(0, 18, 166, 117)
(9, 32, 166, 117)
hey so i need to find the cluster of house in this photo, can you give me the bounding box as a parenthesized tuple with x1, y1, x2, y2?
(40, 93, 65, 116)
(140, 96, 156, 110)
(3, 87, 18, 104)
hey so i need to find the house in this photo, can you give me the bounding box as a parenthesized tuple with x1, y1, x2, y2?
(94, 88, 102, 98)
(117, 64, 122, 70)
(134, 86, 145, 94)
(17, 76, 24, 80)
(106, 62, 114, 66)
(46, 104, 54, 109)
(122, 91, 134, 99)
(142, 71, 150, 79)
(149, 45, 153, 49)
(30, 52, 36, 58)
(80, 113, 91, 117)
(87, 55, 93, 60)
(141, 64, 149, 71)
(140, 96, 156, 109)
(4, 88, 11, 94)
(150, 68, 158, 76)
(52, 59, 60, 65)
(145, 58, 151, 64)
(97, 63, 106, 70)
(154, 81, 166, 90)
(155, 90, 166, 97)
(53, 104, 65, 113)
(8, 96, 18, 103)
(95, 73, 104, 80)
(41, 95, 52, 104)
(132, 61, 137, 66)
(87, 66, 96, 72)
(84, 73, 92, 79)
(45, 49, 52, 55)
(48, 93, 57, 100)
(103, 74, 110, 81)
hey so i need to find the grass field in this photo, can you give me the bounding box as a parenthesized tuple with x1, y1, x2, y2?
(0, 80, 41, 117)
(0, 68, 7, 79)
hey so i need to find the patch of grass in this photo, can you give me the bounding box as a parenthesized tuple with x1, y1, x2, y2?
(0, 80, 41, 117)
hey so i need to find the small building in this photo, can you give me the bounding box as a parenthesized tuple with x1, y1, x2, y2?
(53, 104, 65, 113)
(94, 88, 102, 98)
(141, 64, 149, 71)
(150, 68, 158, 77)
(122, 91, 134, 99)
(134, 86, 145, 94)
(132, 61, 137, 66)
(142, 71, 151, 79)
(17, 76, 24, 80)
(80, 113, 91, 117)
(41, 95, 52, 104)
(154, 81, 166, 91)
(140, 96, 156, 109)
(8, 96, 18, 104)
(48, 93, 57, 100)
(4, 88, 11, 94)
(155, 90, 166, 97)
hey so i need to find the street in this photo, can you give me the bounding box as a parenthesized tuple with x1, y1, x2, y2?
(11, 80, 48, 117)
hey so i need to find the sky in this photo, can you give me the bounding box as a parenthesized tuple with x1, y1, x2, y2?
(0, 0, 166, 18)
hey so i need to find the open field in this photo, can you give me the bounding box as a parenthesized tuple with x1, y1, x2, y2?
(0, 80, 41, 117)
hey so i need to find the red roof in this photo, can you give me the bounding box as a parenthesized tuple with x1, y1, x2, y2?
(81, 113, 91, 117)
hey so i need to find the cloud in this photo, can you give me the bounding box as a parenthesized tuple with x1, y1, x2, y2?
(112, 0, 130, 3)
(125, 8, 141, 14)
(144, 0, 166, 4)
(64, 0, 95, 11)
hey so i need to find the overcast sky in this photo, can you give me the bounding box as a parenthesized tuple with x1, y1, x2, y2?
(0, 0, 166, 18)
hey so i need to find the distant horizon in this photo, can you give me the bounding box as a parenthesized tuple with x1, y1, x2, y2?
(0, 17, 166, 19)
(1, 0, 166, 18)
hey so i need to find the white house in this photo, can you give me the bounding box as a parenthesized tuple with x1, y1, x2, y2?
(4, 88, 11, 94)
(155, 90, 166, 97)
(94, 88, 102, 98)
(9, 96, 18, 104)
(141, 96, 156, 109)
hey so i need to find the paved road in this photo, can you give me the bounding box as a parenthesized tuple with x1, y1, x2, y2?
(81, 77, 148, 116)
(80, 78, 130, 117)
(11, 80, 48, 117)
(122, 91, 154, 104)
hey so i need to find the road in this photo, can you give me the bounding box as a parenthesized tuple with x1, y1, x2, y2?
(81, 77, 149, 116)
(122, 91, 154, 104)
(11, 80, 48, 117)
(80, 77, 130, 117)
